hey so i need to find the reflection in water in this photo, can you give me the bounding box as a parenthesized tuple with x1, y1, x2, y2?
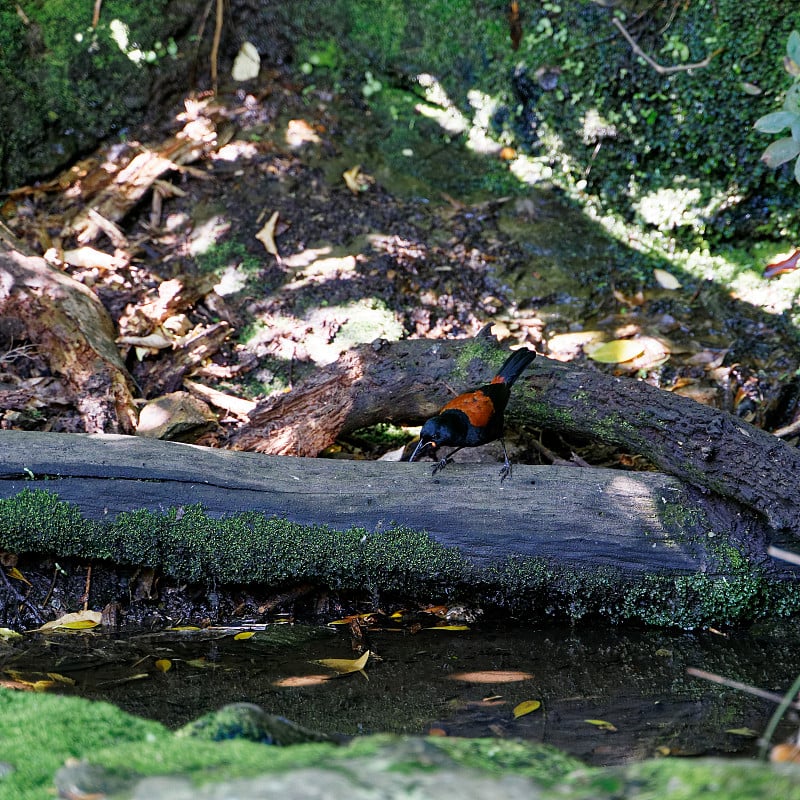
(2, 622, 796, 766)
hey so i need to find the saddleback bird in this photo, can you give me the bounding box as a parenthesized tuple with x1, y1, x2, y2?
(409, 347, 536, 481)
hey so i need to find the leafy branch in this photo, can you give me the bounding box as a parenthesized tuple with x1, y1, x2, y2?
(754, 31, 800, 185)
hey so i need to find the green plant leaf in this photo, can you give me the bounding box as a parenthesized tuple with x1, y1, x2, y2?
(787, 30, 800, 68)
(760, 137, 800, 169)
(784, 84, 800, 114)
(754, 111, 797, 134)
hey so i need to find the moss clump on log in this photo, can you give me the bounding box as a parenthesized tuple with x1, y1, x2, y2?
(2, 488, 799, 627)
(0, 488, 467, 594)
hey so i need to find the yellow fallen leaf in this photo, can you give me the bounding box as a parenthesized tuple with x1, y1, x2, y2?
(513, 699, 542, 718)
(328, 613, 377, 626)
(0, 628, 22, 641)
(168, 626, 202, 631)
(154, 659, 172, 673)
(4, 671, 56, 692)
(314, 650, 370, 675)
(37, 611, 102, 632)
(6, 567, 30, 585)
(234, 631, 255, 640)
(425, 625, 470, 631)
(59, 619, 100, 630)
(653, 268, 682, 290)
(585, 719, 618, 732)
(255, 211, 280, 258)
(587, 339, 645, 364)
(726, 727, 759, 737)
(47, 673, 76, 685)
(343, 165, 366, 194)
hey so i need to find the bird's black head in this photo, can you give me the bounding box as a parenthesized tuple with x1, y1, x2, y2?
(409, 413, 467, 462)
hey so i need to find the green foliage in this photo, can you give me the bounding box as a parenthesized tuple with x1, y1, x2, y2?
(754, 30, 800, 185)
(0, 0, 180, 189)
(317, 0, 800, 244)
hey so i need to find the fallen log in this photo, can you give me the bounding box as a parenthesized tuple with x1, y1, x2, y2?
(230, 332, 800, 538)
(0, 431, 797, 628)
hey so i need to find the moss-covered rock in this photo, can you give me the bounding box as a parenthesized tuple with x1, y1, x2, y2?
(2, 690, 800, 800)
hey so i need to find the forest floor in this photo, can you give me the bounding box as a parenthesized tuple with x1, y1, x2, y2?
(4, 67, 800, 464)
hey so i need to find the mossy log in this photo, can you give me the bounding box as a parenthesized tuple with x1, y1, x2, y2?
(230, 330, 800, 538)
(0, 430, 798, 627)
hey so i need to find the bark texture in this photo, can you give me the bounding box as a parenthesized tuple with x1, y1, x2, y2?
(0, 430, 781, 580)
(0, 245, 137, 433)
(230, 333, 800, 537)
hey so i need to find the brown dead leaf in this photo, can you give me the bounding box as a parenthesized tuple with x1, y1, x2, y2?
(255, 211, 281, 261)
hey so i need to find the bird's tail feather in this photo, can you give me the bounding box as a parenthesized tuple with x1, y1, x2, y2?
(493, 348, 536, 386)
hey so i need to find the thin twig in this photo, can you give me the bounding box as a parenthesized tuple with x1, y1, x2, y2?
(80, 564, 92, 612)
(91, 0, 102, 29)
(210, 0, 224, 93)
(768, 545, 800, 567)
(760, 671, 800, 760)
(687, 667, 800, 710)
(611, 18, 722, 75)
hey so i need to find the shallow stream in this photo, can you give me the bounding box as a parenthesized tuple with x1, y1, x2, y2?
(3, 621, 798, 766)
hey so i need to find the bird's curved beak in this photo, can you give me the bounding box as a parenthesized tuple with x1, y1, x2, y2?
(409, 439, 435, 462)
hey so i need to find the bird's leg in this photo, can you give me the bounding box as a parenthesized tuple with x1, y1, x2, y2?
(499, 439, 511, 482)
(431, 447, 463, 475)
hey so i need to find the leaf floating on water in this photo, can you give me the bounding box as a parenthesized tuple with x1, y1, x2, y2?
(328, 613, 378, 626)
(725, 727, 759, 737)
(0, 628, 22, 641)
(513, 699, 541, 718)
(585, 719, 618, 732)
(653, 268, 682, 290)
(234, 631, 255, 640)
(587, 340, 645, 364)
(154, 659, 172, 673)
(314, 650, 370, 677)
(428, 624, 470, 631)
(60, 619, 100, 630)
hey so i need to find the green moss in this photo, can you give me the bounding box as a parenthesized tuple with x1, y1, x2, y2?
(5, 688, 800, 799)
(0, 0, 184, 189)
(0, 489, 468, 594)
(1, 488, 798, 628)
(196, 241, 263, 276)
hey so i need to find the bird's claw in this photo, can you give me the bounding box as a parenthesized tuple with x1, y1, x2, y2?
(499, 460, 511, 482)
(431, 456, 453, 476)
